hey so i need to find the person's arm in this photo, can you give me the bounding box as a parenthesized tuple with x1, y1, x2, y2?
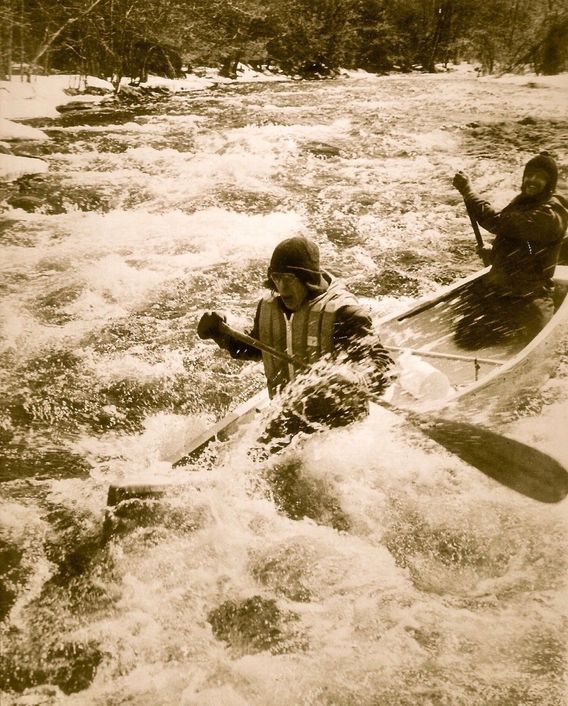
(224, 305, 263, 361)
(453, 171, 502, 235)
(333, 305, 394, 394)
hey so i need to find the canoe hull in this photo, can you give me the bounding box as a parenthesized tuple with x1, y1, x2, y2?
(377, 265, 568, 414)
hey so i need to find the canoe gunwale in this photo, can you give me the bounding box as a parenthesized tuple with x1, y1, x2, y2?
(394, 267, 490, 322)
(172, 388, 269, 466)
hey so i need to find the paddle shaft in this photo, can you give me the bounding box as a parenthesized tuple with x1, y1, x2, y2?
(218, 322, 309, 370)
(464, 199, 484, 249)
(222, 323, 502, 368)
(214, 322, 568, 503)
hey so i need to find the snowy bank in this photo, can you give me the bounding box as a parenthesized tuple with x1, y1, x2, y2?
(0, 74, 112, 121)
(0, 153, 48, 181)
(0, 117, 50, 141)
(0, 111, 50, 180)
(0, 75, 113, 181)
(0, 68, 284, 182)
(0, 66, 283, 124)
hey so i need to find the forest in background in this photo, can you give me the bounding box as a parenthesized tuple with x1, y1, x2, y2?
(1, 0, 567, 86)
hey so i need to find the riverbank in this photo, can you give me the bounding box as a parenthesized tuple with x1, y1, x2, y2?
(0, 66, 287, 181)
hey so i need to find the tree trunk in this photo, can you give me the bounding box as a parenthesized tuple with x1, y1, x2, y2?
(0, 0, 14, 80)
(19, 0, 29, 82)
(540, 19, 568, 75)
(29, 0, 104, 68)
(220, 55, 240, 79)
(424, 1, 454, 72)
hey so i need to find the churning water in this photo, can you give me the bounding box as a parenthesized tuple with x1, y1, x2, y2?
(1, 72, 567, 705)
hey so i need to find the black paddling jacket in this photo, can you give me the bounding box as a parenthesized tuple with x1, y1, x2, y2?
(464, 191, 568, 297)
(222, 274, 392, 397)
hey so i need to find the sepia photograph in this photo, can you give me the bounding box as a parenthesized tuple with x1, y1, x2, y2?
(1, 1, 567, 704)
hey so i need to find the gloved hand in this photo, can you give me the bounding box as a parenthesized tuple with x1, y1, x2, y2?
(197, 311, 226, 340)
(452, 171, 472, 196)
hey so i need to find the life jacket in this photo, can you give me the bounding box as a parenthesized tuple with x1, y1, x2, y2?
(258, 276, 360, 397)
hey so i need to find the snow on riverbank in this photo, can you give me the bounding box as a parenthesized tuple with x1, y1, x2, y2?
(0, 74, 208, 181)
(0, 66, 284, 124)
(0, 67, 287, 181)
(0, 152, 48, 181)
(0, 75, 107, 121)
(1, 66, 567, 183)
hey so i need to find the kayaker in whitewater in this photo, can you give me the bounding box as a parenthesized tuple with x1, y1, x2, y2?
(197, 236, 393, 444)
(452, 151, 568, 349)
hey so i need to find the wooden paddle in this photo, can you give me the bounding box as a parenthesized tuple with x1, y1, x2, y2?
(464, 199, 484, 249)
(217, 322, 568, 504)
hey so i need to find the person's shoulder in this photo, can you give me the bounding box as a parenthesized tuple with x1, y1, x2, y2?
(551, 192, 568, 210)
(531, 194, 568, 223)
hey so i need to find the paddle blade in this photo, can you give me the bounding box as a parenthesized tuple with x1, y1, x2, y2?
(420, 418, 568, 503)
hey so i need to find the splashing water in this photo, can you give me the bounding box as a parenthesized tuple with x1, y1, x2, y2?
(1, 73, 567, 705)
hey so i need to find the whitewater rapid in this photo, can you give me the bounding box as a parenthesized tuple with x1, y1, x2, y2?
(1, 71, 567, 705)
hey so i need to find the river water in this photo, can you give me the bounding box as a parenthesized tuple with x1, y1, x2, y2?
(1, 72, 567, 705)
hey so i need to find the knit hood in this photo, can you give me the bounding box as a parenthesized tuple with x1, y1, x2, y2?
(266, 236, 327, 292)
(521, 151, 559, 202)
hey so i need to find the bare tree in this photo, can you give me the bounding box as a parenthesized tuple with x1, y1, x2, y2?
(29, 0, 105, 68)
(0, 0, 15, 79)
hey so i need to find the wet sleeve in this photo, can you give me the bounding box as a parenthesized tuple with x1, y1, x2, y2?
(222, 304, 263, 361)
(462, 191, 502, 234)
(333, 305, 394, 394)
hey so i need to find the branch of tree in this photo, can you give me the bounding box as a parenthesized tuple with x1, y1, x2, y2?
(31, 0, 106, 65)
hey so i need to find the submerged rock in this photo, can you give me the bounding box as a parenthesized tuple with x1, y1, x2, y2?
(0, 640, 103, 695)
(207, 595, 307, 654)
(41, 504, 111, 586)
(13, 172, 112, 214)
(7, 194, 44, 212)
(102, 495, 208, 541)
(55, 101, 97, 113)
(0, 539, 26, 620)
(301, 141, 341, 158)
(249, 538, 318, 602)
(57, 108, 136, 128)
(1, 442, 92, 482)
(262, 455, 351, 531)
